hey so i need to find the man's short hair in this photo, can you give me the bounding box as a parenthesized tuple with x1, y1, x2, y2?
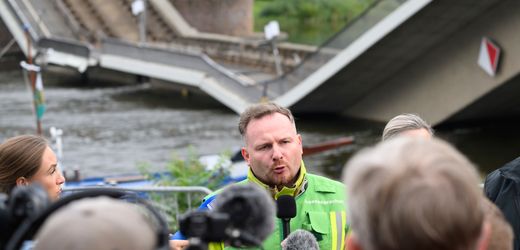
(343, 137, 484, 250)
(34, 197, 158, 250)
(238, 102, 295, 136)
(382, 113, 433, 141)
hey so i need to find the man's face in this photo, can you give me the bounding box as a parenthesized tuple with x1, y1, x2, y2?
(241, 113, 303, 188)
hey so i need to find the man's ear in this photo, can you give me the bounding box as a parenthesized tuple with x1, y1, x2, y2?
(297, 134, 303, 155)
(476, 220, 491, 250)
(16, 177, 28, 186)
(241, 147, 250, 165)
(346, 233, 362, 250)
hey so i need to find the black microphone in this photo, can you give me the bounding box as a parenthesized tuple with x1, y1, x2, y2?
(276, 195, 296, 239)
(282, 229, 319, 250)
(213, 183, 276, 247)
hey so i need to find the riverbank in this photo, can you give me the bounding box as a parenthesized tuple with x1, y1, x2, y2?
(1, 69, 519, 180)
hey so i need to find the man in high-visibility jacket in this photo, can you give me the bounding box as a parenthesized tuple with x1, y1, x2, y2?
(170, 102, 348, 250)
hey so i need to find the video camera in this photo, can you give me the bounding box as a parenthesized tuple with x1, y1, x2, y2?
(179, 183, 275, 250)
(179, 210, 229, 243)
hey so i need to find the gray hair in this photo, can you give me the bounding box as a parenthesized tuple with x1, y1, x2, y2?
(342, 137, 484, 250)
(382, 113, 433, 141)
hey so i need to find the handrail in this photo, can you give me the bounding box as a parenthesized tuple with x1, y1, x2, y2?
(201, 54, 256, 86)
(63, 185, 213, 195)
(63, 185, 213, 230)
(282, 0, 399, 76)
(37, 37, 91, 58)
(101, 38, 257, 88)
(265, 0, 409, 96)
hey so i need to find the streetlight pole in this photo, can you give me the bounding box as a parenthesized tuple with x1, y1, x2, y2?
(132, 0, 146, 44)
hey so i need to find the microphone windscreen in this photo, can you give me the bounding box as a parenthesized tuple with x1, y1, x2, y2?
(213, 183, 275, 245)
(276, 195, 296, 219)
(283, 229, 319, 250)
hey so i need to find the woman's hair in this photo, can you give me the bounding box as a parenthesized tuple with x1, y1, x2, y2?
(382, 113, 433, 141)
(0, 135, 48, 194)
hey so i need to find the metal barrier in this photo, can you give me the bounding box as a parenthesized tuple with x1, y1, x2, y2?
(63, 185, 213, 230)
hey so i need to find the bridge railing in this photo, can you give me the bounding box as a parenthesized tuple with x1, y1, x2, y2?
(37, 37, 91, 58)
(266, 0, 409, 97)
(101, 38, 265, 99)
(63, 185, 213, 231)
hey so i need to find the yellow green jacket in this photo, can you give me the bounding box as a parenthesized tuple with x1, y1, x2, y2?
(207, 162, 348, 250)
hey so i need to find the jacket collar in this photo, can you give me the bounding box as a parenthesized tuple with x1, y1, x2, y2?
(248, 160, 307, 199)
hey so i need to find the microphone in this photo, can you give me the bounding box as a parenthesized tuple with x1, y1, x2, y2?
(282, 229, 319, 250)
(212, 183, 275, 247)
(276, 195, 296, 239)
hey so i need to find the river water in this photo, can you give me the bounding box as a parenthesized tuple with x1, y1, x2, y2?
(1, 69, 519, 181)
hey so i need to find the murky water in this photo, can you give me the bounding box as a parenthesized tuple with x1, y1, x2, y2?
(1, 69, 519, 181)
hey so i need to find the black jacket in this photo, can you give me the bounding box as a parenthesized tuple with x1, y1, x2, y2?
(484, 156, 520, 250)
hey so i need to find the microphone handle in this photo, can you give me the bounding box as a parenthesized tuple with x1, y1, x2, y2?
(282, 218, 290, 239)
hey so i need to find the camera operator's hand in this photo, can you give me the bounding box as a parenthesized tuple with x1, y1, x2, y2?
(169, 239, 189, 250)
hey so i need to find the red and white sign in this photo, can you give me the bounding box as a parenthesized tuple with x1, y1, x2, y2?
(478, 37, 501, 77)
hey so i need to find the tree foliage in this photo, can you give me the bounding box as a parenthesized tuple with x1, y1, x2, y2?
(255, 0, 376, 45)
(139, 147, 231, 231)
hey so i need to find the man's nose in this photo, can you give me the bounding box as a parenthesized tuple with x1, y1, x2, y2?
(272, 144, 284, 161)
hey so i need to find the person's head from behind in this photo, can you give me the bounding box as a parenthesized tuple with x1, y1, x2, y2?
(0, 135, 65, 200)
(239, 102, 303, 189)
(35, 197, 158, 250)
(481, 197, 513, 250)
(343, 137, 490, 250)
(382, 113, 433, 141)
